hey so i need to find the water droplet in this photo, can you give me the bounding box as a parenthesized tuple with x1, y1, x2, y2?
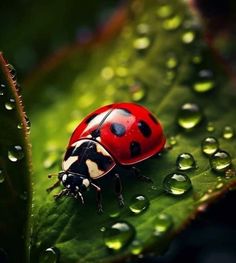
(181, 31, 196, 44)
(215, 182, 224, 189)
(225, 168, 236, 178)
(177, 103, 203, 130)
(131, 240, 143, 255)
(0, 170, 4, 183)
(136, 23, 150, 35)
(166, 55, 178, 69)
(103, 221, 135, 250)
(7, 64, 17, 81)
(25, 115, 31, 133)
(169, 136, 177, 146)
(133, 37, 150, 50)
(206, 122, 215, 132)
(101, 67, 114, 80)
(162, 15, 183, 31)
(17, 122, 23, 129)
(5, 98, 16, 110)
(130, 81, 146, 102)
(222, 126, 234, 139)
(210, 150, 231, 172)
(193, 69, 215, 93)
(176, 153, 196, 170)
(163, 173, 192, 195)
(156, 5, 173, 18)
(39, 247, 60, 263)
(8, 145, 24, 162)
(0, 84, 6, 96)
(129, 195, 149, 215)
(201, 137, 219, 156)
(100, 227, 106, 232)
(154, 213, 173, 236)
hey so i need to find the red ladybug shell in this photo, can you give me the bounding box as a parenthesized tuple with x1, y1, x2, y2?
(68, 103, 166, 165)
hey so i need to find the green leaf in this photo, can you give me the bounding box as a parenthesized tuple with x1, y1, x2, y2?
(0, 53, 31, 262)
(24, 0, 236, 262)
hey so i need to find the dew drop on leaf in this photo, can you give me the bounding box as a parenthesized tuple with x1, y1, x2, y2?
(206, 122, 215, 132)
(210, 150, 231, 172)
(0, 84, 5, 96)
(169, 136, 177, 147)
(5, 98, 16, 110)
(181, 31, 196, 44)
(0, 169, 4, 183)
(201, 137, 219, 156)
(130, 240, 143, 255)
(163, 173, 192, 195)
(8, 145, 24, 162)
(162, 15, 183, 31)
(133, 37, 151, 50)
(103, 221, 135, 251)
(154, 213, 173, 236)
(222, 125, 234, 139)
(176, 153, 196, 171)
(177, 103, 203, 130)
(193, 69, 215, 93)
(129, 195, 149, 215)
(156, 5, 173, 19)
(39, 247, 60, 263)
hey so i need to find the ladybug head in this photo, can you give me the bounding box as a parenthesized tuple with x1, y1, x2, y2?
(58, 171, 90, 203)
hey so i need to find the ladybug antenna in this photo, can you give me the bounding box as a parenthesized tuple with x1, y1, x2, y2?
(48, 173, 58, 178)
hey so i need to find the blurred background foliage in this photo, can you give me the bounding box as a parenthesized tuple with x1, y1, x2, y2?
(1, 0, 236, 262)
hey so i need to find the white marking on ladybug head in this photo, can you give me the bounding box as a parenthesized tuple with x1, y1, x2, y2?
(86, 159, 104, 179)
(95, 142, 110, 157)
(63, 156, 78, 171)
(96, 136, 101, 142)
(62, 174, 67, 183)
(82, 178, 90, 188)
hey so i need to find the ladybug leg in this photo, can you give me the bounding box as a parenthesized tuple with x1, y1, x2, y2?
(114, 173, 125, 207)
(46, 180, 60, 193)
(132, 166, 153, 183)
(91, 183, 103, 213)
(53, 189, 69, 201)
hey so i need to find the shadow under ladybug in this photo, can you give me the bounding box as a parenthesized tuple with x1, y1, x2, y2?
(47, 102, 166, 213)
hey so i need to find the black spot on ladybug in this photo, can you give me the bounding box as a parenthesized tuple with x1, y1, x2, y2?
(138, 120, 152, 137)
(85, 113, 98, 124)
(110, 123, 126, 137)
(149, 113, 158, 124)
(130, 141, 141, 157)
(116, 108, 132, 116)
(91, 129, 100, 138)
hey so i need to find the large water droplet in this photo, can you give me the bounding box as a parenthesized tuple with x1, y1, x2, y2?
(193, 69, 215, 93)
(133, 37, 151, 50)
(8, 145, 24, 162)
(39, 247, 60, 263)
(0, 84, 5, 96)
(201, 137, 219, 156)
(176, 153, 196, 170)
(5, 98, 16, 110)
(103, 221, 135, 250)
(163, 173, 192, 195)
(222, 126, 234, 139)
(0, 170, 4, 183)
(162, 15, 182, 31)
(210, 150, 231, 172)
(129, 195, 149, 215)
(177, 103, 203, 130)
(154, 213, 173, 236)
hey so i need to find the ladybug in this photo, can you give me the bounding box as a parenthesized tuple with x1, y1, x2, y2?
(47, 102, 166, 212)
